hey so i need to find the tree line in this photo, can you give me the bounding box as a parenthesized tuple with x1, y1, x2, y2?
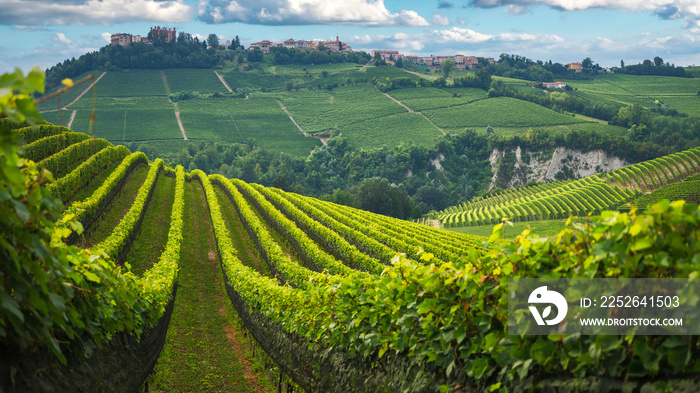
(130, 120, 684, 219)
(44, 31, 242, 90)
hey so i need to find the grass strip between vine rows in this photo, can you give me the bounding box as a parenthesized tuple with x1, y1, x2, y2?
(92, 159, 163, 260)
(125, 172, 176, 276)
(148, 172, 263, 393)
(138, 164, 184, 324)
(212, 182, 271, 277)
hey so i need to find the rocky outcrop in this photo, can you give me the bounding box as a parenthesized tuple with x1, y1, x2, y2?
(489, 146, 627, 189)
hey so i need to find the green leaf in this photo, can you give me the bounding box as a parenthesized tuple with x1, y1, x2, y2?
(2, 293, 24, 323)
(84, 271, 101, 283)
(472, 357, 489, 379)
(631, 236, 654, 251)
(378, 342, 388, 359)
(11, 199, 30, 222)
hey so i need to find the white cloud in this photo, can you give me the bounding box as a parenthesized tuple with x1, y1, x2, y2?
(349, 27, 563, 53)
(432, 27, 493, 43)
(432, 13, 450, 26)
(198, 0, 430, 26)
(470, 0, 700, 28)
(100, 32, 112, 43)
(345, 28, 700, 67)
(55, 32, 72, 44)
(504, 4, 528, 14)
(0, 0, 193, 26)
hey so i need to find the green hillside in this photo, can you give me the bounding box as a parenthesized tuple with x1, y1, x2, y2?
(39, 65, 641, 158)
(435, 147, 700, 227)
(6, 120, 700, 392)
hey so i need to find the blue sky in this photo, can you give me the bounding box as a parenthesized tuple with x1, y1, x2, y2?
(2, 0, 700, 73)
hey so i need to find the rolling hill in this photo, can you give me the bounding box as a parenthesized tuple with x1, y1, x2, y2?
(5, 121, 700, 392)
(38, 65, 638, 160)
(435, 146, 700, 228)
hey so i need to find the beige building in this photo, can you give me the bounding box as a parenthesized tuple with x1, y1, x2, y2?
(249, 40, 272, 53)
(110, 33, 133, 47)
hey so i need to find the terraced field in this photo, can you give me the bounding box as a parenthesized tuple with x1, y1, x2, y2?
(436, 146, 700, 227)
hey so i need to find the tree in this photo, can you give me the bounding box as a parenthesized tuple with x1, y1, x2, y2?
(356, 177, 415, 219)
(642, 59, 653, 66)
(229, 35, 241, 50)
(202, 39, 207, 49)
(654, 56, 664, 67)
(620, 59, 625, 68)
(207, 34, 219, 49)
(581, 57, 593, 70)
(395, 56, 404, 68)
(441, 58, 456, 78)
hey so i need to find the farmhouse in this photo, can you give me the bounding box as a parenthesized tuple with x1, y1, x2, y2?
(249, 37, 351, 53)
(567, 62, 583, 72)
(110, 33, 132, 47)
(110, 33, 146, 47)
(249, 40, 272, 53)
(371, 50, 402, 61)
(543, 82, 567, 89)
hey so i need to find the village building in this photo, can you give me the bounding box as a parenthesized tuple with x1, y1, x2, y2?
(110, 33, 133, 47)
(542, 82, 567, 89)
(567, 62, 583, 72)
(248, 37, 350, 53)
(150, 26, 176, 43)
(371, 50, 402, 61)
(249, 40, 272, 53)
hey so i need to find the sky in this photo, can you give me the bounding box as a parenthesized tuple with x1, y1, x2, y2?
(2, 0, 700, 74)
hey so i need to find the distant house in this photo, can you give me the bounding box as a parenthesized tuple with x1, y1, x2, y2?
(150, 26, 176, 43)
(326, 36, 352, 53)
(249, 40, 272, 53)
(296, 40, 312, 50)
(283, 39, 296, 49)
(542, 82, 567, 89)
(110, 33, 132, 47)
(567, 62, 583, 72)
(371, 49, 402, 61)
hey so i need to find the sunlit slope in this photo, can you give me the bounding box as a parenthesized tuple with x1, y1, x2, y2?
(436, 147, 700, 227)
(17, 122, 700, 392)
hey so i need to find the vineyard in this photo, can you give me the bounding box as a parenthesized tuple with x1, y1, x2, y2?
(39, 66, 640, 158)
(4, 119, 700, 392)
(435, 146, 700, 227)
